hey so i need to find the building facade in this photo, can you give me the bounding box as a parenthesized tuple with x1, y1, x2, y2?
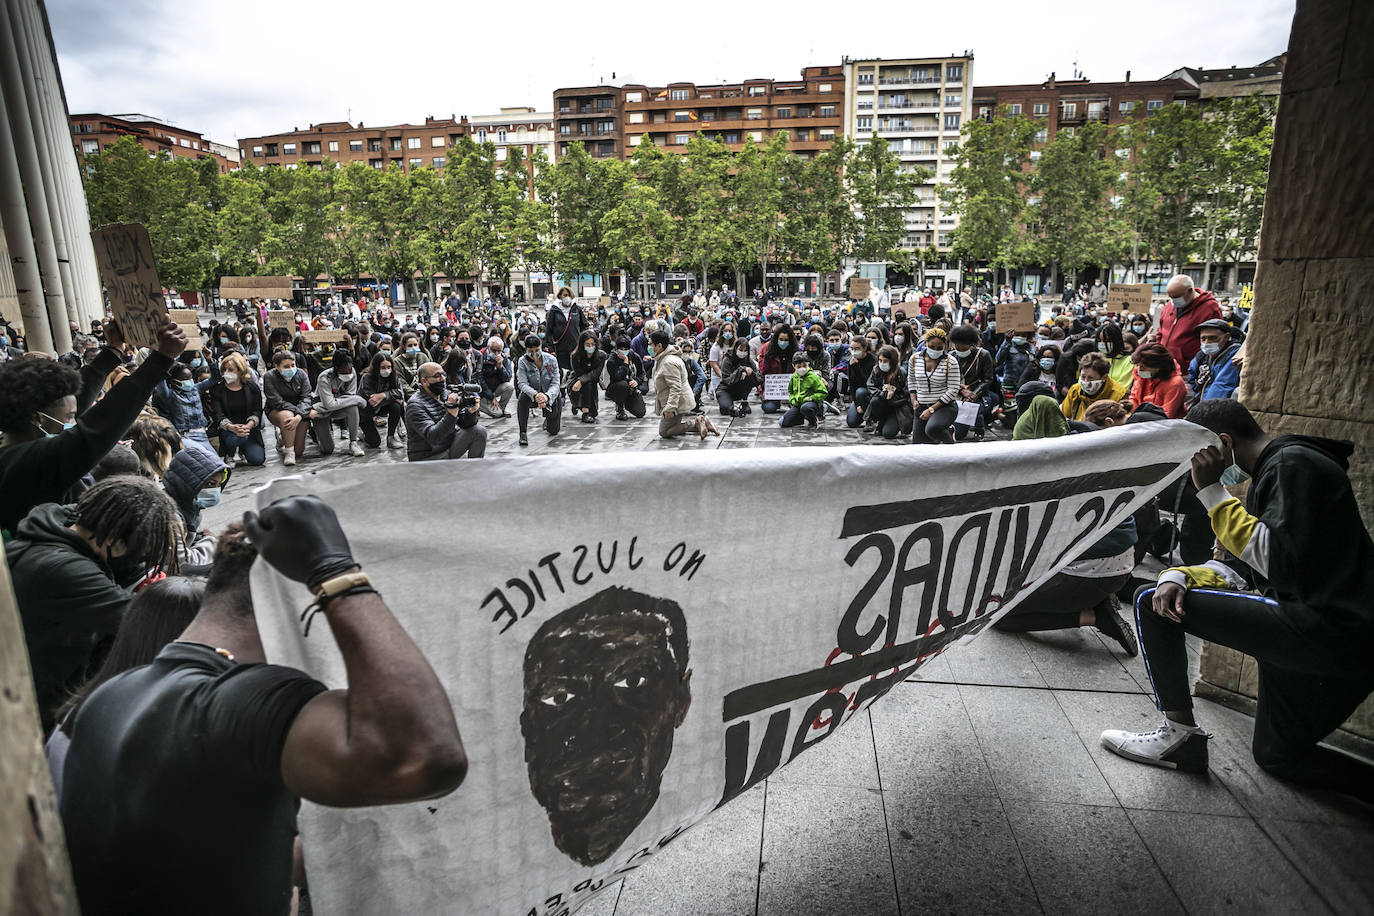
(1163, 54, 1285, 100)
(552, 87, 621, 159)
(841, 55, 974, 258)
(69, 113, 238, 174)
(619, 65, 845, 159)
(971, 74, 1201, 149)
(237, 115, 470, 173)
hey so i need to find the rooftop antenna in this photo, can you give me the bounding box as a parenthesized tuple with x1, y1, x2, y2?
(1072, 55, 1080, 79)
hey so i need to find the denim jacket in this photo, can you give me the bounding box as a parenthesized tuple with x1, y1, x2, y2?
(151, 378, 211, 433)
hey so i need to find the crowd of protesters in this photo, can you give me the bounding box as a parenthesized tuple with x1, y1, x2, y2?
(0, 270, 1370, 915)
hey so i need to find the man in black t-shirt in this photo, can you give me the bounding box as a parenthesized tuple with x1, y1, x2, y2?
(60, 497, 467, 916)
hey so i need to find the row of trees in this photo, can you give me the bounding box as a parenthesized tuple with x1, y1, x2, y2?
(83, 132, 922, 299)
(941, 94, 1275, 290)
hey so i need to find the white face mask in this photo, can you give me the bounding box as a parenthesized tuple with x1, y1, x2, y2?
(380, 368, 392, 377)
(1170, 295, 1188, 308)
(1080, 378, 1104, 395)
(1138, 368, 1156, 379)
(222, 372, 238, 385)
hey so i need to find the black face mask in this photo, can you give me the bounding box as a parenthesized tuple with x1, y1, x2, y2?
(456, 339, 471, 349)
(426, 380, 446, 397)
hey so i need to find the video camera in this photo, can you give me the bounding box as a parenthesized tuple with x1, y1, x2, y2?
(446, 383, 482, 410)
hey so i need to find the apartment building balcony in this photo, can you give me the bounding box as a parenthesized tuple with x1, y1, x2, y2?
(878, 76, 943, 87)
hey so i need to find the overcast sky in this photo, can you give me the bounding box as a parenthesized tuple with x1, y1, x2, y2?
(49, 0, 1294, 146)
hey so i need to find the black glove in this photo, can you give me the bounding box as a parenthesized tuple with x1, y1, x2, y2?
(243, 494, 357, 591)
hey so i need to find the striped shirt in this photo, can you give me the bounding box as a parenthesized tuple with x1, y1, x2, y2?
(907, 352, 962, 406)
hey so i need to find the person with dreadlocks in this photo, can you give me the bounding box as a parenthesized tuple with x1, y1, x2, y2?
(0, 313, 187, 537)
(6, 476, 183, 733)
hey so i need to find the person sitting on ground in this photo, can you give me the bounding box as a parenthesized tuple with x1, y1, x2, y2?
(313, 351, 367, 458)
(1129, 343, 1187, 418)
(756, 324, 798, 414)
(1061, 353, 1128, 422)
(843, 337, 877, 428)
(907, 328, 961, 445)
(59, 502, 467, 916)
(1187, 318, 1242, 402)
(359, 351, 406, 450)
(477, 336, 515, 419)
(1102, 401, 1374, 803)
(605, 336, 647, 420)
(650, 329, 717, 440)
(46, 576, 204, 796)
(1082, 398, 1129, 430)
(862, 345, 911, 440)
(152, 360, 217, 457)
(1096, 321, 1136, 395)
(262, 350, 314, 467)
(0, 316, 184, 537)
(7, 476, 182, 733)
(1013, 394, 1069, 440)
(162, 445, 230, 569)
(569, 330, 607, 424)
(949, 324, 997, 441)
(779, 351, 826, 429)
(1019, 343, 1063, 400)
(206, 352, 265, 467)
(516, 335, 563, 447)
(405, 362, 486, 461)
(392, 333, 429, 399)
(715, 336, 758, 418)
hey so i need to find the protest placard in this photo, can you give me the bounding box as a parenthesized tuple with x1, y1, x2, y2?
(849, 278, 871, 300)
(220, 276, 293, 301)
(995, 301, 1036, 333)
(301, 329, 351, 345)
(91, 223, 164, 349)
(253, 421, 1214, 914)
(763, 373, 790, 401)
(1105, 283, 1152, 315)
(266, 309, 297, 329)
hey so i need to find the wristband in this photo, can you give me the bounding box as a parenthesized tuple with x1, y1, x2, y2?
(314, 570, 370, 599)
(300, 584, 378, 637)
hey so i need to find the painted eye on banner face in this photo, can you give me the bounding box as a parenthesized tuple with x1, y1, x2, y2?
(541, 690, 576, 708)
(613, 674, 647, 690)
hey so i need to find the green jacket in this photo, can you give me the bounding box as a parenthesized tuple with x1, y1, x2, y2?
(788, 370, 828, 405)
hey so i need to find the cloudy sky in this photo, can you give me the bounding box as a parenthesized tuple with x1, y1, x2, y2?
(49, 0, 1294, 147)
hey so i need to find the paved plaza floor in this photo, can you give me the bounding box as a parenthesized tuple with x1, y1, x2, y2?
(201, 395, 1374, 916)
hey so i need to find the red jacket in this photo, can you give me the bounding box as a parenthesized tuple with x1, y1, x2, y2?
(1156, 290, 1221, 369)
(1130, 370, 1188, 418)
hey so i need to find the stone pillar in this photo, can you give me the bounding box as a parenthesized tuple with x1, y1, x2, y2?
(1197, 0, 1374, 750)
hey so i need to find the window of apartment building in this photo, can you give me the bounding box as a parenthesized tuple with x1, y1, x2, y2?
(432, 156, 446, 167)
(1061, 126, 1075, 137)
(495, 147, 507, 160)
(858, 100, 873, 110)
(391, 158, 403, 168)
(431, 136, 445, 147)
(775, 107, 791, 119)
(628, 112, 645, 124)
(497, 129, 506, 144)
(407, 137, 421, 149)
(599, 120, 614, 133)
(369, 158, 382, 169)
(675, 133, 689, 145)
(265, 143, 278, 156)
(748, 85, 767, 96)
(1032, 102, 1049, 116)
(746, 108, 763, 120)
(596, 99, 612, 110)
(328, 141, 339, 152)
(724, 132, 740, 143)
(943, 139, 958, 151)
(856, 116, 872, 130)
(946, 64, 963, 81)
(349, 139, 362, 152)
(1062, 102, 1077, 118)
(283, 142, 297, 156)
(1009, 103, 1022, 116)
(192, 141, 200, 150)
(943, 113, 960, 130)
(252, 145, 263, 157)
(1030, 150, 1042, 163)
(819, 129, 835, 139)
(945, 94, 962, 107)
(180, 138, 190, 148)
(1115, 148, 1131, 160)
(477, 129, 487, 142)
(629, 135, 642, 147)
(749, 131, 763, 142)
(674, 111, 691, 122)
(858, 70, 874, 85)
(81, 139, 98, 154)
(625, 91, 643, 103)
(1119, 100, 1138, 114)
(670, 89, 690, 100)
(819, 83, 832, 92)
(408, 158, 422, 168)
(306, 142, 321, 154)
(1147, 99, 1163, 110)
(978, 106, 991, 121)
(389, 138, 401, 151)
(1034, 128, 1047, 143)
(1087, 102, 1104, 119)
(820, 105, 835, 117)
(559, 123, 571, 134)
(368, 139, 380, 152)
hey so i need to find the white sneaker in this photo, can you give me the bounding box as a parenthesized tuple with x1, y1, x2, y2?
(1101, 720, 1210, 773)
(348, 441, 365, 457)
(283, 448, 296, 467)
(387, 435, 402, 449)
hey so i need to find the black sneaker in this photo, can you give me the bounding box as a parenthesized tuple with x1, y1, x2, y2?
(519, 432, 529, 446)
(1094, 597, 1139, 657)
(615, 409, 628, 421)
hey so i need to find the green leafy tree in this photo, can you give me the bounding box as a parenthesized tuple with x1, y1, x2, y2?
(848, 136, 923, 265)
(1026, 119, 1118, 291)
(941, 110, 1038, 287)
(1129, 101, 1214, 274)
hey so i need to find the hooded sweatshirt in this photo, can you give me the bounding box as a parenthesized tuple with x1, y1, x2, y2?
(6, 503, 130, 731)
(1165, 435, 1374, 638)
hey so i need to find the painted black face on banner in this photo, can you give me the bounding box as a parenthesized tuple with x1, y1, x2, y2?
(521, 587, 692, 866)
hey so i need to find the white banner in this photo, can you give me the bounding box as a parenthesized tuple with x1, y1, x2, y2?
(251, 421, 1213, 914)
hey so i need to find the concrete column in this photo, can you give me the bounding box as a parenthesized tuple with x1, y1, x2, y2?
(0, 76, 52, 351)
(1198, 0, 1374, 748)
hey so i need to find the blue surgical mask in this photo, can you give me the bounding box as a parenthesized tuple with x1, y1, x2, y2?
(878, 361, 891, 373)
(1131, 324, 1146, 335)
(1220, 463, 1250, 487)
(177, 379, 196, 392)
(406, 346, 420, 356)
(36, 411, 75, 437)
(1200, 342, 1220, 356)
(190, 357, 204, 368)
(1039, 357, 1056, 371)
(280, 367, 298, 380)
(1012, 336, 1027, 346)
(1097, 342, 1109, 353)
(777, 339, 790, 350)
(194, 487, 222, 509)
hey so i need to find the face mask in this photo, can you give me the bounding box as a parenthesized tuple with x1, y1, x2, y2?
(954, 347, 972, 357)
(777, 339, 790, 350)
(36, 411, 75, 437)
(222, 372, 239, 385)
(194, 488, 222, 510)
(1012, 336, 1027, 346)
(1131, 324, 1146, 335)
(1039, 357, 1055, 371)
(337, 372, 353, 381)
(927, 347, 946, 360)
(280, 367, 297, 380)
(1080, 378, 1104, 395)
(583, 344, 597, 355)
(219, 337, 228, 345)
(190, 357, 204, 369)
(849, 349, 863, 360)
(878, 361, 891, 373)
(1138, 368, 1155, 379)
(406, 346, 420, 356)
(457, 339, 471, 349)
(177, 379, 196, 392)
(1097, 342, 1109, 353)
(380, 348, 392, 355)
(735, 349, 748, 359)
(894, 334, 906, 346)
(427, 380, 446, 397)
(429, 334, 439, 342)
(1200, 342, 1220, 356)
(380, 368, 392, 377)
(988, 321, 997, 330)
(1170, 295, 1188, 309)
(722, 332, 733, 341)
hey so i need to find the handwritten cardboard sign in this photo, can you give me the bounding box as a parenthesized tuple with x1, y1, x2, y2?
(995, 301, 1035, 334)
(91, 223, 164, 349)
(301, 329, 351, 346)
(849, 279, 871, 300)
(266, 309, 298, 329)
(1105, 283, 1152, 316)
(168, 309, 199, 323)
(221, 276, 293, 301)
(763, 373, 790, 401)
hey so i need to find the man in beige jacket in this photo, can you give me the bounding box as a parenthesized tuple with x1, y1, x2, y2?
(649, 330, 718, 440)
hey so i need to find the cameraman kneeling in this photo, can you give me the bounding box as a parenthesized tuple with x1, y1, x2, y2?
(404, 362, 487, 461)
